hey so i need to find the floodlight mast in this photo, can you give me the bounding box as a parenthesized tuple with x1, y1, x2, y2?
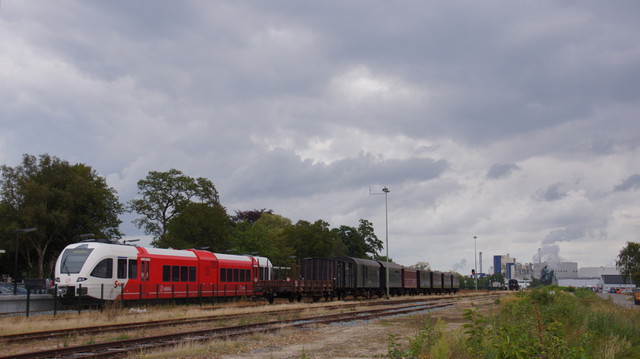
(370, 186, 390, 298)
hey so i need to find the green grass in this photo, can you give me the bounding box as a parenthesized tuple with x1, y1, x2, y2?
(388, 287, 640, 359)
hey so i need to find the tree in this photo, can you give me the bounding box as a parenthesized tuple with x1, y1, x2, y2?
(332, 219, 382, 259)
(616, 241, 640, 285)
(161, 202, 230, 251)
(231, 209, 273, 225)
(358, 219, 383, 257)
(283, 220, 337, 259)
(228, 213, 294, 265)
(540, 266, 554, 285)
(334, 225, 367, 258)
(128, 169, 220, 245)
(0, 154, 123, 278)
(411, 262, 430, 270)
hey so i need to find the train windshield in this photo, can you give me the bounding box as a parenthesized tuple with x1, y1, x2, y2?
(59, 248, 94, 274)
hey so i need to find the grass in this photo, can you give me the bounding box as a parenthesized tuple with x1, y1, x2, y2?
(387, 287, 640, 359)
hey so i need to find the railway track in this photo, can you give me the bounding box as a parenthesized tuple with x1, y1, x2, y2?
(1, 292, 503, 358)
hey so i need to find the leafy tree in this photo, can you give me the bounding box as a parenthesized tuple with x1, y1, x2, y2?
(334, 225, 367, 258)
(283, 219, 337, 259)
(411, 262, 430, 270)
(231, 208, 273, 224)
(616, 241, 640, 285)
(228, 213, 293, 265)
(333, 219, 382, 259)
(161, 202, 230, 251)
(540, 265, 554, 285)
(0, 154, 123, 278)
(128, 169, 220, 245)
(358, 219, 383, 257)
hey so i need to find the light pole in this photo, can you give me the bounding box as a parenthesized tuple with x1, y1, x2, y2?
(369, 186, 391, 298)
(14, 228, 37, 295)
(474, 235, 478, 291)
(383, 186, 390, 299)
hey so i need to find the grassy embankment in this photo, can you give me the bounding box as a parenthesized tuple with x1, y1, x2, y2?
(389, 287, 640, 359)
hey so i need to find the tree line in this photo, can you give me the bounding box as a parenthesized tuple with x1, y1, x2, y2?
(0, 154, 384, 279)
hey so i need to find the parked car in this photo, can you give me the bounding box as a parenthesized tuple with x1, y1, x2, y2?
(634, 289, 640, 305)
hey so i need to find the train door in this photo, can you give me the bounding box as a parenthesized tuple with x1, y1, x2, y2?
(211, 259, 219, 296)
(139, 257, 150, 299)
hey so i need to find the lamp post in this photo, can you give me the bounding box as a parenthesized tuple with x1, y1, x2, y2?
(14, 228, 37, 295)
(369, 186, 391, 298)
(474, 235, 478, 291)
(382, 186, 390, 299)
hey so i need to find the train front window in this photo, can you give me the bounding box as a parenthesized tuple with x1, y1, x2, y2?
(59, 248, 94, 274)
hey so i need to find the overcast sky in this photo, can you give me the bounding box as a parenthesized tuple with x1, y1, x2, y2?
(2, 1, 639, 273)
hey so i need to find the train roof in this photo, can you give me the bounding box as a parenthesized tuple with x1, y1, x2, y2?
(334, 256, 380, 267)
(377, 260, 403, 269)
(62, 241, 255, 263)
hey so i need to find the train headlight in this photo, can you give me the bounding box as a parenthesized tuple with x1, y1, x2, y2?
(76, 277, 88, 282)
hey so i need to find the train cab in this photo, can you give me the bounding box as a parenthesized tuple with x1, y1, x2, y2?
(54, 239, 142, 302)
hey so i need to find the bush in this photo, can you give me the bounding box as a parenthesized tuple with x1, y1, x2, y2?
(388, 288, 640, 359)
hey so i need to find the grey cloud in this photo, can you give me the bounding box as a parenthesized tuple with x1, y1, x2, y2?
(614, 174, 640, 192)
(543, 225, 585, 244)
(225, 150, 448, 201)
(486, 163, 521, 180)
(534, 183, 567, 202)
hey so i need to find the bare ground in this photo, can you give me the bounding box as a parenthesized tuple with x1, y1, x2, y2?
(141, 295, 500, 359)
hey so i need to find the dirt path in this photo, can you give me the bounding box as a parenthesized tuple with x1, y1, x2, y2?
(218, 297, 499, 359)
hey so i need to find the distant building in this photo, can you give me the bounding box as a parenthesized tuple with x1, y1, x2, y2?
(579, 267, 619, 278)
(531, 261, 578, 279)
(551, 262, 578, 279)
(493, 254, 516, 276)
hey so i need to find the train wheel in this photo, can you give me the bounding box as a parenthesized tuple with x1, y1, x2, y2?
(288, 294, 295, 303)
(296, 293, 302, 302)
(267, 294, 275, 304)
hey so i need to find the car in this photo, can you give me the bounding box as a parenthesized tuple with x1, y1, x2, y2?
(634, 289, 640, 305)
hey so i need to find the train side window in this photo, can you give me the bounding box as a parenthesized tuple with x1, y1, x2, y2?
(128, 260, 138, 280)
(172, 266, 180, 282)
(227, 268, 233, 282)
(90, 258, 113, 279)
(117, 258, 127, 279)
(180, 266, 188, 282)
(220, 268, 226, 282)
(189, 266, 196, 282)
(163, 265, 171, 282)
(233, 269, 238, 282)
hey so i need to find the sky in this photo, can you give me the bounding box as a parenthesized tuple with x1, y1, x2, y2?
(1, 1, 639, 273)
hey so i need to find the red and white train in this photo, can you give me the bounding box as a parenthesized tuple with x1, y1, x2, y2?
(54, 238, 273, 302)
(54, 238, 460, 304)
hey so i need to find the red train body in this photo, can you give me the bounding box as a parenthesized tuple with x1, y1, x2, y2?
(54, 239, 271, 302)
